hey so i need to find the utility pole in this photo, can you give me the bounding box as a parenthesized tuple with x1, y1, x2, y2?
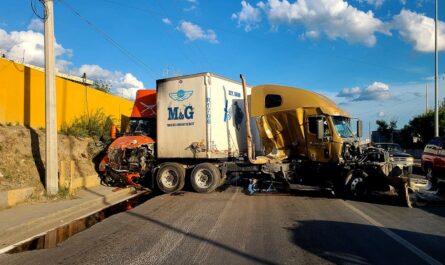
(435, 0, 439, 137)
(369, 120, 371, 143)
(44, 0, 58, 195)
(426, 84, 429, 113)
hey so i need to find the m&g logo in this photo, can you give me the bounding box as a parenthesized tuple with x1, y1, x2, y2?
(168, 106, 194, 120)
(169, 89, 193, 101)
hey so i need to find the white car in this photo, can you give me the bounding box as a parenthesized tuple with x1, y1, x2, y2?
(375, 143, 414, 173)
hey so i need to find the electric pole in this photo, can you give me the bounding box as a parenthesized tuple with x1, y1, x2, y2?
(426, 84, 429, 113)
(44, 0, 59, 195)
(435, 0, 439, 137)
(369, 120, 371, 143)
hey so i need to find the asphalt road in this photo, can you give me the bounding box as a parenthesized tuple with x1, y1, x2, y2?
(1, 187, 445, 265)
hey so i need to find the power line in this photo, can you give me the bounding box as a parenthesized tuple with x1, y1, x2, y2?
(30, 0, 47, 20)
(56, 0, 157, 79)
(99, 0, 205, 73)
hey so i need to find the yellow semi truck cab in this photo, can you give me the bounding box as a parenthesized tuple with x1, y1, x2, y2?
(251, 84, 360, 164)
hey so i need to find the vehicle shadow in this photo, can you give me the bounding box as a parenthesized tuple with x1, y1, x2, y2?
(286, 220, 445, 265)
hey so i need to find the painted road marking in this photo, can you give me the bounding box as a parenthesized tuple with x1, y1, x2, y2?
(342, 200, 443, 265)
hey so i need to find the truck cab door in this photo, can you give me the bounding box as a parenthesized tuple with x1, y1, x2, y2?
(306, 115, 332, 163)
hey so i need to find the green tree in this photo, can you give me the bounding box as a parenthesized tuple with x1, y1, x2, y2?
(92, 80, 111, 94)
(376, 119, 397, 142)
(399, 100, 445, 148)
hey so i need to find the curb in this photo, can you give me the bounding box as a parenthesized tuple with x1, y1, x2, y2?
(0, 187, 35, 210)
(0, 187, 139, 251)
(0, 174, 100, 211)
(71, 175, 101, 190)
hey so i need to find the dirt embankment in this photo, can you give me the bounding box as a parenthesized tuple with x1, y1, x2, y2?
(0, 126, 102, 193)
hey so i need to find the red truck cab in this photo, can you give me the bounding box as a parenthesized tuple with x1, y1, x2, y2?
(421, 137, 445, 182)
(98, 90, 157, 187)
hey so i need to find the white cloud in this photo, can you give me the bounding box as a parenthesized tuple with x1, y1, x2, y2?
(0, 28, 71, 68)
(55, 59, 72, 73)
(304, 30, 320, 39)
(378, 111, 385, 117)
(162, 18, 172, 25)
(177, 21, 218, 43)
(356, 0, 384, 8)
(72, 64, 144, 100)
(27, 19, 44, 32)
(232, 0, 390, 46)
(368, 0, 384, 7)
(338, 86, 362, 98)
(184, 0, 199, 12)
(357, 81, 391, 101)
(338, 81, 391, 101)
(232, 1, 263, 32)
(392, 9, 445, 52)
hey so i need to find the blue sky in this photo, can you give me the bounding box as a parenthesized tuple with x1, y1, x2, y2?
(0, 0, 444, 137)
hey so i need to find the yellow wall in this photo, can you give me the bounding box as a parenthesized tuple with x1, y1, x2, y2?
(0, 58, 134, 130)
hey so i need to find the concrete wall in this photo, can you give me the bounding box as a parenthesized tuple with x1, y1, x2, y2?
(0, 58, 134, 129)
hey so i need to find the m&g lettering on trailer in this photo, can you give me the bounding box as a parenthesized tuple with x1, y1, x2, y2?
(168, 105, 195, 120)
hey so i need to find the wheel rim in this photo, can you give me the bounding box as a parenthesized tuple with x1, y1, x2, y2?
(194, 169, 213, 189)
(350, 177, 365, 197)
(160, 169, 178, 189)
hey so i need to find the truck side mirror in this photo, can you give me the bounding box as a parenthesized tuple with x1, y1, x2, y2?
(316, 119, 324, 140)
(357, 120, 363, 138)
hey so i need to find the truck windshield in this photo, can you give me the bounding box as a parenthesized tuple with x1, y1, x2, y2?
(127, 118, 156, 138)
(332, 116, 354, 138)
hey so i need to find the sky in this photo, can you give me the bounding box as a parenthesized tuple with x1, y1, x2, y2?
(0, 0, 444, 137)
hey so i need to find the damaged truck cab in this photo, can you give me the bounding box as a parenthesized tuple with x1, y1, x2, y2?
(249, 83, 415, 204)
(252, 84, 357, 164)
(98, 90, 157, 188)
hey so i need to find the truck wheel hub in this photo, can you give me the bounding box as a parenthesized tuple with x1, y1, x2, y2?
(195, 169, 213, 188)
(350, 177, 365, 196)
(160, 170, 178, 188)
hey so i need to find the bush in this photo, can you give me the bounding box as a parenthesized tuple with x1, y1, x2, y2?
(60, 110, 114, 142)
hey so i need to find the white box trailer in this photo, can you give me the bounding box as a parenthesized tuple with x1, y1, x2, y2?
(156, 73, 261, 160)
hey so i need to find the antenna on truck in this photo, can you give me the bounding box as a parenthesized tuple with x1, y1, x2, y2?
(240, 74, 266, 165)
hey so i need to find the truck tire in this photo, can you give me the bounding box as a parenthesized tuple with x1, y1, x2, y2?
(156, 163, 185, 193)
(190, 163, 221, 193)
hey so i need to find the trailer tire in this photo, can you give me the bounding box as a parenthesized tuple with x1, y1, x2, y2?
(190, 163, 221, 193)
(156, 163, 185, 193)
